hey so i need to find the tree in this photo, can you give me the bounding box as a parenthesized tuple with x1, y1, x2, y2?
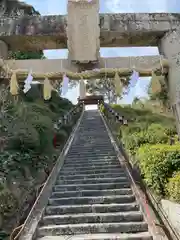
(6, 0, 44, 60)
(86, 78, 126, 104)
(9, 50, 45, 60)
(0, 0, 40, 17)
(148, 77, 170, 112)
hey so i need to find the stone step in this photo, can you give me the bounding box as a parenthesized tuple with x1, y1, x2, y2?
(37, 222, 148, 236)
(64, 158, 119, 166)
(69, 151, 115, 155)
(45, 203, 140, 215)
(60, 168, 122, 175)
(69, 147, 115, 152)
(49, 195, 135, 206)
(64, 158, 118, 164)
(54, 182, 130, 191)
(35, 111, 152, 240)
(64, 159, 118, 165)
(62, 164, 121, 171)
(67, 153, 117, 158)
(56, 176, 127, 185)
(66, 154, 117, 159)
(70, 142, 113, 145)
(64, 161, 121, 170)
(40, 212, 144, 226)
(69, 150, 114, 153)
(69, 147, 114, 151)
(58, 172, 125, 180)
(37, 232, 153, 240)
(51, 188, 133, 198)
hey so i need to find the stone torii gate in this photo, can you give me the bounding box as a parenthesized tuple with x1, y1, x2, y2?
(0, 0, 180, 131)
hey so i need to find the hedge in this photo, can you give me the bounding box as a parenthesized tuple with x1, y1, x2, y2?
(166, 171, 180, 203)
(122, 123, 170, 155)
(108, 104, 180, 203)
(137, 144, 180, 195)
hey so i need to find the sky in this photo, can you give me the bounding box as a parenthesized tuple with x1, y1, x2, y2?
(22, 0, 180, 104)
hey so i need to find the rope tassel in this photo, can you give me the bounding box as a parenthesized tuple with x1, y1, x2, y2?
(43, 77, 54, 100)
(114, 71, 122, 96)
(10, 70, 19, 95)
(151, 71, 162, 93)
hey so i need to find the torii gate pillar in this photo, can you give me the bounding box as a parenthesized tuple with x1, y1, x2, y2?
(67, 0, 100, 63)
(159, 30, 180, 136)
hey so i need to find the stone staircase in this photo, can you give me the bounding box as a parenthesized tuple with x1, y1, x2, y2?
(36, 110, 153, 240)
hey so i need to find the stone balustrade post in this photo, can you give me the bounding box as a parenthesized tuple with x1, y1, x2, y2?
(0, 40, 8, 59)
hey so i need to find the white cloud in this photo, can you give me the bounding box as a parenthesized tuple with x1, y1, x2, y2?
(105, 0, 169, 13)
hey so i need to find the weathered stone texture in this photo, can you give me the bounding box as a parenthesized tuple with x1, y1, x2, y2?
(67, 0, 100, 62)
(0, 13, 180, 51)
(158, 30, 180, 135)
(5, 58, 78, 76)
(0, 40, 8, 59)
(0, 15, 67, 50)
(161, 200, 180, 237)
(159, 30, 180, 104)
(5, 55, 163, 79)
(98, 55, 163, 69)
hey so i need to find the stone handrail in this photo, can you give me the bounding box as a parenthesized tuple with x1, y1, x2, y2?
(100, 102, 128, 125)
(100, 103, 180, 240)
(55, 103, 83, 129)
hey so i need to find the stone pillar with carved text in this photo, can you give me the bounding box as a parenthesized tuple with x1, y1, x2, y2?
(67, 0, 100, 63)
(159, 30, 180, 136)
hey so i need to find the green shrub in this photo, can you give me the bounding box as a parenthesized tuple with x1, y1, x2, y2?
(29, 102, 56, 119)
(8, 122, 40, 151)
(145, 124, 169, 144)
(166, 172, 180, 203)
(28, 114, 54, 152)
(61, 122, 73, 135)
(56, 129, 68, 144)
(0, 190, 18, 216)
(120, 122, 148, 137)
(137, 144, 180, 195)
(164, 125, 177, 136)
(123, 131, 148, 155)
(0, 151, 51, 181)
(0, 151, 32, 179)
(28, 113, 53, 130)
(122, 124, 169, 155)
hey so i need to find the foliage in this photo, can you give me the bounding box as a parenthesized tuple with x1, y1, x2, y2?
(137, 144, 180, 195)
(166, 172, 180, 203)
(104, 103, 180, 203)
(0, 190, 18, 217)
(9, 51, 45, 60)
(56, 129, 68, 144)
(86, 78, 129, 104)
(148, 77, 170, 110)
(0, 151, 52, 181)
(7, 122, 40, 151)
(0, 9, 79, 234)
(121, 123, 169, 155)
(0, 84, 76, 230)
